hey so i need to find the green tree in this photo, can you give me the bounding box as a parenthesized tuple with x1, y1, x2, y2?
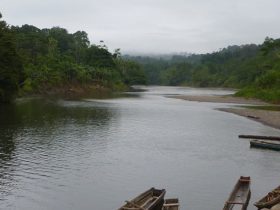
(0, 13, 23, 102)
(115, 59, 147, 85)
(85, 45, 115, 68)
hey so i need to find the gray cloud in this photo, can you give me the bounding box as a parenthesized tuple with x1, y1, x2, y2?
(1, 0, 280, 53)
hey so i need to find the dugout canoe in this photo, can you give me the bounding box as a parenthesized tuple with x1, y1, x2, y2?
(254, 186, 280, 209)
(118, 188, 166, 210)
(250, 140, 280, 151)
(162, 198, 179, 210)
(223, 176, 251, 210)
(239, 135, 280, 141)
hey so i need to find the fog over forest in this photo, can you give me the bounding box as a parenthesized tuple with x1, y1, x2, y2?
(1, 0, 280, 53)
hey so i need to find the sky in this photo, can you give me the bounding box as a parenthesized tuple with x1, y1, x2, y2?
(1, 0, 280, 54)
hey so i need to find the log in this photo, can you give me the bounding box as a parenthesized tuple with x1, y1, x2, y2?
(239, 135, 280, 141)
(246, 115, 260, 119)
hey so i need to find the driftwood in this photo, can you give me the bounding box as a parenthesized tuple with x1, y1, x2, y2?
(246, 115, 260, 119)
(239, 135, 280, 141)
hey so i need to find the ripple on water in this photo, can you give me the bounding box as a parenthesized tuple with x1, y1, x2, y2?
(0, 87, 280, 210)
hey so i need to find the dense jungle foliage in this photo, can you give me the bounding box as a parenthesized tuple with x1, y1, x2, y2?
(1, 12, 279, 103)
(126, 38, 280, 103)
(0, 13, 23, 102)
(0, 13, 146, 102)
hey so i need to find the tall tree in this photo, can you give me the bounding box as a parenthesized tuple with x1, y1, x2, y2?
(0, 13, 23, 102)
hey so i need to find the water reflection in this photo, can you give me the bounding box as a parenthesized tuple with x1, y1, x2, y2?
(0, 104, 21, 199)
(0, 98, 116, 207)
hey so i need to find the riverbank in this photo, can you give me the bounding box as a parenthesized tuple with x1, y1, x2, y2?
(218, 108, 280, 130)
(173, 95, 268, 105)
(19, 82, 130, 100)
(173, 95, 280, 130)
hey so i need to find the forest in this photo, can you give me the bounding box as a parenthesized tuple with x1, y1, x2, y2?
(126, 38, 280, 103)
(1, 11, 280, 103)
(0, 13, 146, 102)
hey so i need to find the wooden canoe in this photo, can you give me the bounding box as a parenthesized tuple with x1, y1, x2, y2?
(254, 186, 280, 209)
(118, 188, 166, 210)
(223, 176, 251, 210)
(239, 135, 280, 141)
(250, 140, 280, 151)
(162, 198, 179, 210)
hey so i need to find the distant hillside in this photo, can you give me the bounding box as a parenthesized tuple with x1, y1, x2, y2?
(126, 39, 280, 103)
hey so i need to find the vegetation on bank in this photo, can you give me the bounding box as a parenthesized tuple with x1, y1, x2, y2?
(0, 13, 146, 103)
(126, 38, 280, 103)
(1, 11, 280, 103)
(235, 38, 280, 102)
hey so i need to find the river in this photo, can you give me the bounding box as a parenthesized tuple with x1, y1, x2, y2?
(0, 86, 280, 210)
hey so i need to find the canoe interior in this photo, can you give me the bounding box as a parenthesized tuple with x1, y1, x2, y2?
(223, 176, 251, 210)
(254, 186, 280, 209)
(162, 198, 179, 210)
(251, 140, 280, 145)
(119, 188, 166, 210)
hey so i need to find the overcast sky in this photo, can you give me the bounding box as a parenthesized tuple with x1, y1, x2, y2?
(1, 0, 280, 54)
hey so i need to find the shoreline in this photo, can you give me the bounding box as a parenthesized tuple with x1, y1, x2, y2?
(173, 95, 280, 130)
(173, 95, 268, 105)
(218, 107, 280, 130)
(19, 83, 131, 100)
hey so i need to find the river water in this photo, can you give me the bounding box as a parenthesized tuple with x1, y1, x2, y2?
(0, 86, 280, 210)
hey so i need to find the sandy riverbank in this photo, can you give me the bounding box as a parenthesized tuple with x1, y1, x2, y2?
(173, 95, 280, 130)
(218, 108, 280, 130)
(173, 95, 268, 105)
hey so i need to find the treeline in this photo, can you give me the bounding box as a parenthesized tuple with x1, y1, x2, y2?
(0, 13, 146, 103)
(126, 39, 280, 103)
(1, 11, 279, 103)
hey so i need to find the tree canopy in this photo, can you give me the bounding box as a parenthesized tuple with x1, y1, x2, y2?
(1, 11, 280, 103)
(126, 41, 280, 103)
(0, 12, 147, 102)
(0, 13, 23, 102)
